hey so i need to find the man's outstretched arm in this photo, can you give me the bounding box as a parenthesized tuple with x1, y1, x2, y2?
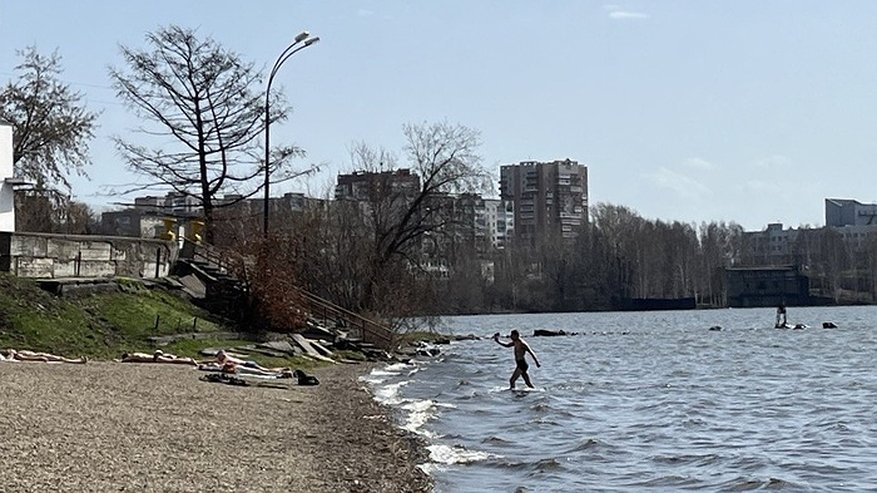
(493, 333, 514, 348)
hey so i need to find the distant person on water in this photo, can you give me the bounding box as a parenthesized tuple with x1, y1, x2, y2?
(776, 301, 788, 328)
(493, 330, 541, 389)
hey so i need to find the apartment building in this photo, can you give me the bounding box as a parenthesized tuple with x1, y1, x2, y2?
(335, 169, 420, 201)
(825, 198, 877, 227)
(499, 159, 588, 245)
(742, 199, 877, 266)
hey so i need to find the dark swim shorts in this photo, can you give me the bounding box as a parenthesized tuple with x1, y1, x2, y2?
(516, 359, 529, 372)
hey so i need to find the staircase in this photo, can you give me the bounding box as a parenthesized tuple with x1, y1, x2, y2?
(292, 287, 395, 350)
(175, 239, 396, 350)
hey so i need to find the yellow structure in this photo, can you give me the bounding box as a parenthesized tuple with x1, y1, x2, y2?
(160, 218, 177, 241)
(189, 219, 204, 244)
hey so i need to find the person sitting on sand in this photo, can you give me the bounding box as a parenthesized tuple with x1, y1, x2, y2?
(215, 349, 289, 373)
(120, 350, 197, 366)
(2, 349, 86, 364)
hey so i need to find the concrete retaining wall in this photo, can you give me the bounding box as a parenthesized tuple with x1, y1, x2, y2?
(0, 232, 178, 279)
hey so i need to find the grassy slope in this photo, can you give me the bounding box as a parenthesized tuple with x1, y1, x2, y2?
(0, 274, 314, 367)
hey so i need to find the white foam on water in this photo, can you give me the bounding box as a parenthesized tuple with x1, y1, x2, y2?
(400, 399, 442, 437)
(369, 369, 401, 377)
(358, 374, 386, 386)
(487, 385, 545, 394)
(372, 380, 410, 406)
(427, 443, 496, 465)
(417, 462, 445, 475)
(384, 362, 413, 372)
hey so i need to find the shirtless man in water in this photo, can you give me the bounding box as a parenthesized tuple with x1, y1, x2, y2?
(493, 330, 540, 389)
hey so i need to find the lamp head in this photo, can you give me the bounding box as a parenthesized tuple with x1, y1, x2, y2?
(294, 31, 310, 43)
(304, 37, 320, 47)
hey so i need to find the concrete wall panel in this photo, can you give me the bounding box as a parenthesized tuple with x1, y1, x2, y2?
(16, 257, 54, 278)
(78, 241, 112, 261)
(0, 232, 178, 280)
(53, 260, 76, 278)
(46, 239, 80, 260)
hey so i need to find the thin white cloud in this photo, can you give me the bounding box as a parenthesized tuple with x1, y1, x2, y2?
(604, 5, 649, 20)
(645, 167, 711, 200)
(683, 157, 715, 170)
(609, 11, 649, 20)
(357, 8, 375, 17)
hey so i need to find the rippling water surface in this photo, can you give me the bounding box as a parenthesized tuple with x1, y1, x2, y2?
(362, 307, 877, 492)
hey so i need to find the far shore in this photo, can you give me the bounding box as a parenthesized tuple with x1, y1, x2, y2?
(0, 361, 431, 492)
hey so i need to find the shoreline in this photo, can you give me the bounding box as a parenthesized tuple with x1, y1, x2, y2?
(0, 361, 432, 492)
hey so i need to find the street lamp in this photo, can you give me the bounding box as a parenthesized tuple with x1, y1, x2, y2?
(263, 31, 320, 236)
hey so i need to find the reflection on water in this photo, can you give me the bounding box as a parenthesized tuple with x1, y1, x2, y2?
(364, 306, 877, 492)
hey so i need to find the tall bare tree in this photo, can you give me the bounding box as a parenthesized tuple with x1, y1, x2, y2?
(109, 25, 312, 242)
(349, 122, 491, 311)
(0, 47, 99, 191)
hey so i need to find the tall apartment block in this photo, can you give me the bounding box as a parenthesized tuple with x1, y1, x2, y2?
(499, 159, 588, 245)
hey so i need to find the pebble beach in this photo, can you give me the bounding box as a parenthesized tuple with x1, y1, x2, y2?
(0, 361, 431, 492)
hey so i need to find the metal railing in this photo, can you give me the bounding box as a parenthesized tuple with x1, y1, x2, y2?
(291, 287, 396, 350)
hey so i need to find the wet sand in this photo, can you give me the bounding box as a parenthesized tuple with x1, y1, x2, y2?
(0, 361, 431, 492)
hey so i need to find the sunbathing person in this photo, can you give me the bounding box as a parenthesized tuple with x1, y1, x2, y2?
(219, 361, 293, 379)
(120, 350, 197, 365)
(215, 349, 289, 373)
(2, 349, 86, 364)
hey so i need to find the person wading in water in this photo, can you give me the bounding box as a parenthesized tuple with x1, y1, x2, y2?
(493, 330, 541, 389)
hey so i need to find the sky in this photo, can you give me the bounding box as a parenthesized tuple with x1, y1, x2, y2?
(2, 1, 877, 231)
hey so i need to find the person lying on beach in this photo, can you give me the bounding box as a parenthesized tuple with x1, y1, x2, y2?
(120, 350, 197, 365)
(493, 330, 540, 389)
(1, 349, 87, 364)
(218, 361, 294, 379)
(215, 349, 289, 373)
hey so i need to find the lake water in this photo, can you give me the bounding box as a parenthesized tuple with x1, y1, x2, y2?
(361, 307, 877, 492)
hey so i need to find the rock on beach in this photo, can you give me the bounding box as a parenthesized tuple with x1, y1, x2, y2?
(0, 361, 431, 492)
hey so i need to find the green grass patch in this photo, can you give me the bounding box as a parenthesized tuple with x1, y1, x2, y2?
(0, 274, 227, 360)
(0, 274, 334, 369)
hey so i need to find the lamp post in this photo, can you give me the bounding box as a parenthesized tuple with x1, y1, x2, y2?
(263, 31, 320, 237)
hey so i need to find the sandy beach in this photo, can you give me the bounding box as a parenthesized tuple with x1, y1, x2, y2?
(0, 361, 431, 492)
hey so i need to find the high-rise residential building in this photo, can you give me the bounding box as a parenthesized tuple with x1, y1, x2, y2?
(480, 198, 514, 250)
(499, 159, 588, 244)
(335, 169, 421, 201)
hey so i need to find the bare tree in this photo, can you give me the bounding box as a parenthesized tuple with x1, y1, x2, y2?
(109, 25, 313, 242)
(349, 121, 491, 311)
(0, 46, 99, 190)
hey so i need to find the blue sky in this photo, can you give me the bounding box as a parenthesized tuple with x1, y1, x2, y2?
(2, 1, 877, 230)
